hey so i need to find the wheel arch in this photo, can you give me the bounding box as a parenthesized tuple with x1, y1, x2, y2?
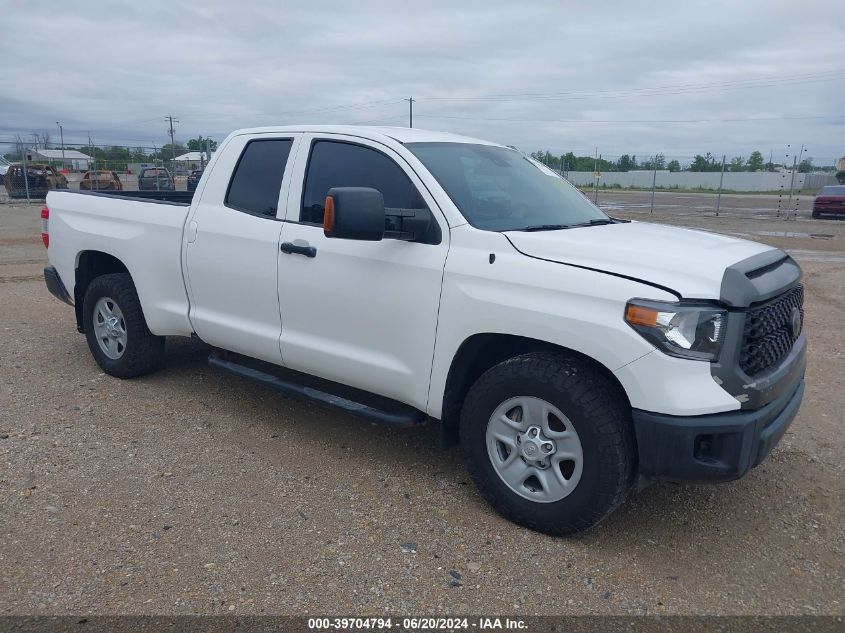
(438, 333, 631, 446)
(73, 250, 130, 331)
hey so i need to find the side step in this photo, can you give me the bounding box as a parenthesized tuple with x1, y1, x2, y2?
(208, 353, 428, 428)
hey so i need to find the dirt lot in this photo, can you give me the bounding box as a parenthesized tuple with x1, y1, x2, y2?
(0, 192, 843, 616)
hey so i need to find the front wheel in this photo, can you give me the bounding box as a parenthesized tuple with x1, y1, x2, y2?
(460, 353, 637, 536)
(82, 273, 165, 378)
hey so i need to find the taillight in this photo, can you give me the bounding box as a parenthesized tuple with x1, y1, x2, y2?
(41, 206, 49, 248)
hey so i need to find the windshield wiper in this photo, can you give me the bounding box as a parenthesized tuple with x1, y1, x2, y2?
(571, 218, 616, 227)
(518, 224, 575, 232)
(518, 218, 617, 232)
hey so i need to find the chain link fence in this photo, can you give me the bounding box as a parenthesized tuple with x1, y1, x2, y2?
(531, 149, 840, 219)
(0, 139, 214, 202)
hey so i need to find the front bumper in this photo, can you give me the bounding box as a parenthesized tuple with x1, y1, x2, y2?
(633, 377, 804, 483)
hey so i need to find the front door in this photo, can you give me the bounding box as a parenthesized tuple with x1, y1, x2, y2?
(277, 135, 449, 411)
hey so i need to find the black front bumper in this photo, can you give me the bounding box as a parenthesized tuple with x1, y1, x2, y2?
(44, 266, 73, 306)
(633, 377, 804, 483)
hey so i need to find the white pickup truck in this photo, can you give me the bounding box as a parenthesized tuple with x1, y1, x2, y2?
(42, 126, 806, 535)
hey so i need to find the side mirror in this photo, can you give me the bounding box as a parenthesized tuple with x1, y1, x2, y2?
(324, 187, 385, 241)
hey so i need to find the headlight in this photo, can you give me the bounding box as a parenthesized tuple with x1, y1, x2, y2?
(625, 299, 726, 361)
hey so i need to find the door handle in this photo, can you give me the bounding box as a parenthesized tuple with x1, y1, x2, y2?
(280, 242, 317, 258)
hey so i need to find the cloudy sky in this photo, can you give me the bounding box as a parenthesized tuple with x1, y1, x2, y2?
(2, 0, 843, 165)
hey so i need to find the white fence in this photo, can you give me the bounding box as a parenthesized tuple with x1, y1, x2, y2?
(562, 170, 837, 192)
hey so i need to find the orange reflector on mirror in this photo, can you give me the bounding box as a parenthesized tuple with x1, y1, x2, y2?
(323, 195, 335, 236)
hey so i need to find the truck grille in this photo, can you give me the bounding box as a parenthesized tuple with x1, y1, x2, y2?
(739, 285, 804, 377)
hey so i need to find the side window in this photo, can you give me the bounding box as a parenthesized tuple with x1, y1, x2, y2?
(301, 141, 427, 226)
(225, 138, 294, 217)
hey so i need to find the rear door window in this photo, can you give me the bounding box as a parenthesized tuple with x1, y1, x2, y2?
(225, 139, 294, 217)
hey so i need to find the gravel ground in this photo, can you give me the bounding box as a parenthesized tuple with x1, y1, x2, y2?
(0, 194, 843, 616)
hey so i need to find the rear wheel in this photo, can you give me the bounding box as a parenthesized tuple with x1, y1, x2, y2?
(460, 353, 636, 535)
(812, 209, 820, 219)
(82, 273, 164, 378)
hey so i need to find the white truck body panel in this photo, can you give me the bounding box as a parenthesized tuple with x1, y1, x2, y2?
(613, 349, 740, 415)
(46, 192, 193, 336)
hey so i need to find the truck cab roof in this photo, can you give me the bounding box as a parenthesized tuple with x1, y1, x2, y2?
(228, 125, 503, 147)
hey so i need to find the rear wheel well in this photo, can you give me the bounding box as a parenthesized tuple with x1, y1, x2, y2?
(440, 334, 630, 446)
(74, 251, 129, 331)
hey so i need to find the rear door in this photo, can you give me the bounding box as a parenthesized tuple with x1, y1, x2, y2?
(277, 134, 449, 410)
(184, 133, 301, 363)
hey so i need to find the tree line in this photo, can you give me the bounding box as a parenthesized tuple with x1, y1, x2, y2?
(530, 150, 819, 173)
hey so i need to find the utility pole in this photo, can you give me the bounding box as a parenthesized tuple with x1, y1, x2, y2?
(404, 97, 414, 128)
(166, 115, 179, 172)
(715, 154, 726, 216)
(56, 122, 66, 171)
(88, 132, 95, 172)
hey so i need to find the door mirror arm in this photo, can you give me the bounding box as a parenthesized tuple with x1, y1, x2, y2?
(385, 207, 431, 242)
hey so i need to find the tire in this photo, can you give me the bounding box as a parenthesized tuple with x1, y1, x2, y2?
(460, 352, 636, 536)
(811, 210, 820, 219)
(82, 273, 165, 378)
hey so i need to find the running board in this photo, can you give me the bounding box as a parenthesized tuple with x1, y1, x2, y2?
(208, 353, 428, 428)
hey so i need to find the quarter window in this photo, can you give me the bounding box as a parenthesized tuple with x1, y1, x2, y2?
(226, 139, 294, 217)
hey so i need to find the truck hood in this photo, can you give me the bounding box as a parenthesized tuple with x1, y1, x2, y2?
(505, 221, 776, 300)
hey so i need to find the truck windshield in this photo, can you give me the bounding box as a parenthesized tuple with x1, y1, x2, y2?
(407, 142, 608, 231)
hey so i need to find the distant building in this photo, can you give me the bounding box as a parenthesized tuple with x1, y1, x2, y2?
(26, 148, 92, 171)
(173, 151, 211, 171)
(837, 156, 845, 171)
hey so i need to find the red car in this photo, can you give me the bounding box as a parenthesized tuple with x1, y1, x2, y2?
(813, 185, 845, 219)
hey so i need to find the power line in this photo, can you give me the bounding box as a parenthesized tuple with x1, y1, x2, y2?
(420, 70, 845, 102)
(272, 98, 406, 119)
(351, 114, 407, 125)
(415, 114, 844, 124)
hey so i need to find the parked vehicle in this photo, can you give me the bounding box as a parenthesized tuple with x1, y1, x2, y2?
(4, 163, 68, 198)
(137, 167, 174, 191)
(79, 170, 123, 191)
(812, 185, 845, 219)
(187, 169, 203, 192)
(0, 156, 10, 186)
(42, 126, 806, 535)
